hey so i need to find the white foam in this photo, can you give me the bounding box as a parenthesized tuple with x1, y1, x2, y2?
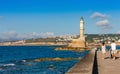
(22, 60, 26, 62)
(3, 63, 15, 66)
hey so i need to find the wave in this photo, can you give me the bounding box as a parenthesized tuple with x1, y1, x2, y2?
(22, 60, 26, 62)
(0, 63, 15, 67)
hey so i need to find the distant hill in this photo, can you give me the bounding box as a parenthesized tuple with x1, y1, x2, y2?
(25, 38, 57, 43)
(25, 34, 120, 43)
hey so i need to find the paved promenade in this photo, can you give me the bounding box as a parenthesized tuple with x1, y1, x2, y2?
(97, 51, 120, 74)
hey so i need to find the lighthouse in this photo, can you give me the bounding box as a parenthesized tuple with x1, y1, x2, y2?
(55, 17, 87, 51)
(80, 17, 85, 41)
(68, 17, 86, 48)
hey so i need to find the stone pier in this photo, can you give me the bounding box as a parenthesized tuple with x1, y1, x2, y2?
(66, 49, 96, 74)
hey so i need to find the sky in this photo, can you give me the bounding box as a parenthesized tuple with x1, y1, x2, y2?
(0, 0, 120, 40)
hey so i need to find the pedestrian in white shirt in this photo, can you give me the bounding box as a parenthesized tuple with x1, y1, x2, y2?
(111, 41, 117, 60)
(101, 42, 106, 59)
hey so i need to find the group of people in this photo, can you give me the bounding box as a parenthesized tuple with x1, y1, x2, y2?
(101, 41, 117, 60)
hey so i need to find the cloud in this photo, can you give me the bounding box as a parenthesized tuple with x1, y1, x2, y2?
(90, 12, 113, 33)
(24, 32, 54, 39)
(96, 19, 112, 30)
(96, 19, 110, 26)
(0, 31, 18, 40)
(90, 12, 108, 19)
(0, 31, 54, 41)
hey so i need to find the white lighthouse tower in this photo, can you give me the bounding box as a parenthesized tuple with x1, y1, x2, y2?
(80, 17, 85, 41)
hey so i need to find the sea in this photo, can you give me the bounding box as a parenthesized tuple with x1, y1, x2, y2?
(0, 46, 89, 74)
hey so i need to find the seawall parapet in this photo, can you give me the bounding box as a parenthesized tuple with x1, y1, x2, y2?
(66, 48, 96, 74)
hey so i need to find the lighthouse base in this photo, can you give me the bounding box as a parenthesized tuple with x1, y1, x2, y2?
(69, 39, 86, 48)
(55, 39, 87, 51)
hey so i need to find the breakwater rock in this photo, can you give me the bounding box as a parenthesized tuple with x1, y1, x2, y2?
(55, 47, 89, 52)
(30, 57, 81, 62)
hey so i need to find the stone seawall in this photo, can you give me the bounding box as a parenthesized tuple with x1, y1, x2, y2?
(66, 49, 96, 74)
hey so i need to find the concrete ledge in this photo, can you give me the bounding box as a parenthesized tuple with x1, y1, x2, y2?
(66, 49, 96, 74)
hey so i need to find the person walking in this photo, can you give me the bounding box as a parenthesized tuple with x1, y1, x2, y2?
(101, 42, 106, 59)
(111, 41, 117, 60)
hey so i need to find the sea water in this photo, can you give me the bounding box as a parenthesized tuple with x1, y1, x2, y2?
(0, 46, 89, 74)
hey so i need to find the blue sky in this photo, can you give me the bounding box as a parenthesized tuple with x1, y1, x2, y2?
(0, 0, 120, 40)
